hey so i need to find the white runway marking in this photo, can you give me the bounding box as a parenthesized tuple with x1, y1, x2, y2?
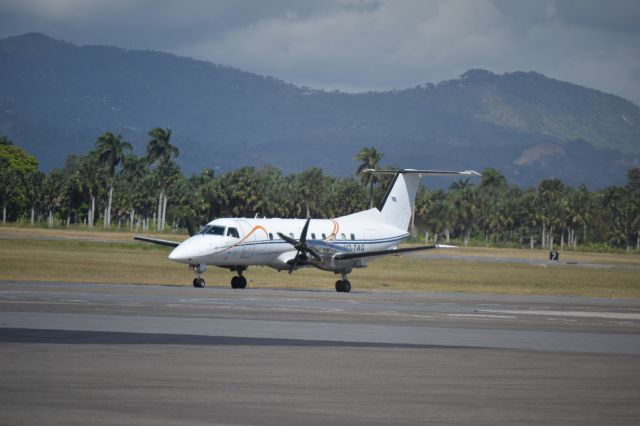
(480, 309, 640, 320)
(447, 313, 517, 319)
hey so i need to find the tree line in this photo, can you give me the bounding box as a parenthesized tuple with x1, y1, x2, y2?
(1, 134, 639, 253)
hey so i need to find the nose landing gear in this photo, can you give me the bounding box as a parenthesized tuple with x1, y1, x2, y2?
(191, 263, 207, 288)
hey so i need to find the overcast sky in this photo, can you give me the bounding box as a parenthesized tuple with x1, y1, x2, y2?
(2, 0, 640, 104)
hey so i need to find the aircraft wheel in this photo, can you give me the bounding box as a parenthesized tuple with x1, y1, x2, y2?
(335, 280, 344, 292)
(342, 280, 351, 293)
(193, 278, 205, 288)
(238, 276, 247, 289)
(193, 278, 198, 288)
(231, 276, 240, 289)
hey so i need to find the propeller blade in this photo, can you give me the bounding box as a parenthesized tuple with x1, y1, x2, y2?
(300, 217, 311, 243)
(280, 219, 320, 272)
(278, 232, 298, 246)
(289, 250, 301, 274)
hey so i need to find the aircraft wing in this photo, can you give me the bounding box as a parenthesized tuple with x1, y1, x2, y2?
(133, 236, 182, 248)
(333, 244, 449, 261)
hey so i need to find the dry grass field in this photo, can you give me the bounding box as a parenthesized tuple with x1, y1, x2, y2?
(1, 226, 639, 298)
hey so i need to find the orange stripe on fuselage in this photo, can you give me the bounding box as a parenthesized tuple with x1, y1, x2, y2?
(242, 224, 270, 242)
(326, 219, 339, 240)
(214, 224, 269, 254)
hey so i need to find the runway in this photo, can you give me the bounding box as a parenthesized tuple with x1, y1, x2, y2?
(1, 281, 640, 425)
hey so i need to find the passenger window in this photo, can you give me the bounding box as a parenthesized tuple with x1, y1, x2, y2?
(269, 233, 273, 240)
(350, 233, 355, 240)
(322, 233, 326, 239)
(340, 233, 346, 240)
(289, 233, 294, 239)
(311, 233, 316, 239)
(227, 227, 239, 238)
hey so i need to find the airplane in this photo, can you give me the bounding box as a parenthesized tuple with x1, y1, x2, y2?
(134, 168, 480, 292)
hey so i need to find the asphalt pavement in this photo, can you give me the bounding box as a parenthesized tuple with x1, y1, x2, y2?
(1, 281, 639, 425)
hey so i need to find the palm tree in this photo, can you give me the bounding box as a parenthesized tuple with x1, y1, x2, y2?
(296, 167, 323, 218)
(354, 147, 383, 208)
(78, 151, 104, 228)
(450, 178, 477, 246)
(120, 154, 149, 229)
(259, 166, 288, 218)
(413, 185, 431, 240)
(24, 170, 44, 224)
(59, 155, 84, 227)
(600, 186, 635, 251)
(428, 190, 454, 243)
(479, 167, 507, 192)
(627, 167, 640, 251)
(564, 184, 590, 249)
(537, 178, 565, 249)
(478, 167, 507, 244)
(223, 168, 252, 217)
(146, 127, 179, 231)
(95, 132, 132, 228)
(41, 169, 66, 227)
(513, 188, 540, 249)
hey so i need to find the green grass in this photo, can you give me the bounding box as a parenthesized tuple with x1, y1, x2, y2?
(0, 233, 638, 298)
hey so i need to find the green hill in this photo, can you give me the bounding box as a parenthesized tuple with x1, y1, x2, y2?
(1, 33, 638, 188)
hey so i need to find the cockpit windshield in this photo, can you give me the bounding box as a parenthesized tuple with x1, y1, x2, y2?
(198, 225, 226, 236)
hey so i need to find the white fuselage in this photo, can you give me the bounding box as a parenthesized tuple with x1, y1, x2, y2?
(168, 208, 408, 271)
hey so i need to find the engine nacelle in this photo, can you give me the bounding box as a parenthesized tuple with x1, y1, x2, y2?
(270, 252, 294, 271)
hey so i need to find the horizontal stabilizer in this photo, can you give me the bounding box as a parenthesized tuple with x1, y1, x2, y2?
(334, 244, 449, 261)
(133, 236, 181, 248)
(363, 168, 481, 176)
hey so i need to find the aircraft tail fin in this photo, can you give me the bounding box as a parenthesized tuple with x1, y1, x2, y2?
(366, 169, 480, 231)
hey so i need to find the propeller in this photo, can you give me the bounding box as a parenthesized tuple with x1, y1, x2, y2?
(278, 218, 321, 273)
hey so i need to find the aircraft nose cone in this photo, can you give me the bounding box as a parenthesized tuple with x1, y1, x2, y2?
(169, 244, 191, 262)
(168, 237, 213, 263)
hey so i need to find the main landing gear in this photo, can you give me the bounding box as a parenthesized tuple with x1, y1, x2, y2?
(230, 266, 247, 289)
(193, 277, 205, 288)
(335, 272, 351, 293)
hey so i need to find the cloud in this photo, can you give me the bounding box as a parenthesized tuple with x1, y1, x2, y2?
(1, 0, 639, 104)
(173, 0, 640, 104)
(180, 1, 513, 87)
(0, 0, 330, 49)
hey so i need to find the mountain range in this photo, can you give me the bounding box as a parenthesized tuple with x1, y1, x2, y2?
(1, 32, 639, 188)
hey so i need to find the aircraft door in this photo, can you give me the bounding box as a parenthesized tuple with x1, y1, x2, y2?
(237, 220, 256, 259)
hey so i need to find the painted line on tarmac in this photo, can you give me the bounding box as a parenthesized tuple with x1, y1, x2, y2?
(479, 309, 640, 320)
(447, 313, 517, 319)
